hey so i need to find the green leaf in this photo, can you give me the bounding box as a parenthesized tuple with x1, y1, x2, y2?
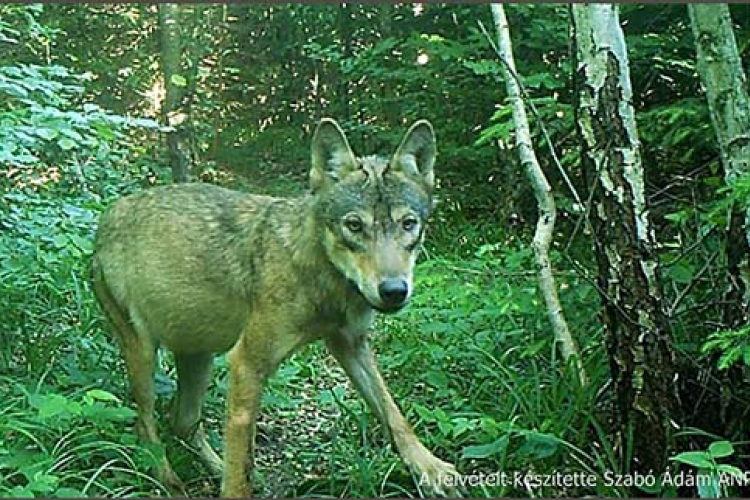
(475, 122, 511, 147)
(57, 138, 76, 150)
(671, 451, 714, 469)
(52, 233, 68, 249)
(317, 386, 346, 406)
(28, 472, 59, 493)
(518, 432, 559, 460)
(8, 485, 34, 498)
(85, 389, 120, 403)
(461, 436, 509, 459)
(413, 404, 435, 423)
(30, 394, 73, 419)
(718, 347, 742, 370)
(422, 321, 450, 335)
(60, 128, 84, 141)
(451, 417, 476, 438)
(668, 262, 694, 284)
(708, 440, 734, 459)
(68, 233, 93, 254)
(716, 464, 743, 478)
(36, 128, 59, 140)
(436, 418, 452, 437)
(54, 487, 84, 498)
(664, 210, 689, 224)
(424, 370, 448, 388)
(170, 74, 187, 87)
(462, 59, 500, 77)
(93, 123, 116, 141)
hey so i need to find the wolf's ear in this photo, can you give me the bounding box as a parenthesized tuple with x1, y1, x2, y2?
(310, 118, 358, 192)
(390, 120, 436, 192)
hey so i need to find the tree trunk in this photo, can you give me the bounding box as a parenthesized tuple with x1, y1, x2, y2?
(490, 4, 586, 386)
(689, 4, 750, 326)
(159, 3, 199, 183)
(572, 4, 678, 475)
(689, 2, 750, 435)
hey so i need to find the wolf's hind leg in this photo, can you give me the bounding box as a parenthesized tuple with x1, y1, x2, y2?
(92, 269, 185, 493)
(121, 333, 186, 492)
(172, 352, 223, 476)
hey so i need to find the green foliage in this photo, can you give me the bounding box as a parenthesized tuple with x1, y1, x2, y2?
(0, 61, 164, 196)
(0, 4, 58, 60)
(0, 189, 103, 373)
(701, 326, 750, 370)
(0, 36, 178, 497)
(3, 2, 750, 498)
(0, 380, 164, 497)
(0, 56, 165, 378)
(311, 252, 609, 497)
(670, 441, 743, 498)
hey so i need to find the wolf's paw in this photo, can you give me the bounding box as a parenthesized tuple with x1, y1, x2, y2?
(420, 458, 462, 497)
(405, 444, 463, 497)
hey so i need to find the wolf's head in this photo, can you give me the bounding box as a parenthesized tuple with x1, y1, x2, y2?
(310, 118, 436, 314)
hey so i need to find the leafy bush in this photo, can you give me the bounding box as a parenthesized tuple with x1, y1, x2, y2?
(670, 441, 743, 498)
(0, 63, 165, 195)
(0, 380, 166, 497)
(0, 55, 176, 497)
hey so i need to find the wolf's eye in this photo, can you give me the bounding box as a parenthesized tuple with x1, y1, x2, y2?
(402, 217, 418, 232)
(344, 217, 364, 233)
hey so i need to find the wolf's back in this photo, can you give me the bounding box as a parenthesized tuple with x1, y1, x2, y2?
(92, 183, 307, 353)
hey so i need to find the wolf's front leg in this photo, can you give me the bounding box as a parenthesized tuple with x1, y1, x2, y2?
(326, 331, 460, 497)
(221, 341, 264, 497)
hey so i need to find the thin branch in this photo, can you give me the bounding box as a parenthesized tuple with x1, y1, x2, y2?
(489, 4, 586, 386)
(667, 251, 720, 318)
(478, 19, 583, 209)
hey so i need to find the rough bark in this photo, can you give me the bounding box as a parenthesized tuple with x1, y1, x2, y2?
(491, 4, 586, 386)
(572, 4, 678, 475)
(159, 3, 199, 183)
(689, 2, 750, 436)
(689, 4, 750, 326)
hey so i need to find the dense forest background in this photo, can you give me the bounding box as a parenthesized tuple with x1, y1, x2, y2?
(3, 3, 750, 498)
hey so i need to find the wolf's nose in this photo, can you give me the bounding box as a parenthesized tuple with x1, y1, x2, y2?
(378, 279, 408, 307)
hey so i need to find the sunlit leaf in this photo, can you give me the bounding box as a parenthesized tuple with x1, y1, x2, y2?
(170, 74, 187, 87)
(57, 137, 76, 150)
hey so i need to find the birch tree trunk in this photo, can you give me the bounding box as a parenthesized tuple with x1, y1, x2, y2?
(689, 4, 750, 326)
(572, 4, 678, 475)
(490, 4, 586, 386)
(159, 4, 200, 183)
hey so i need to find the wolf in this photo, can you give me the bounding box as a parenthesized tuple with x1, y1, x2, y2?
(91, 118, 459, 497)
